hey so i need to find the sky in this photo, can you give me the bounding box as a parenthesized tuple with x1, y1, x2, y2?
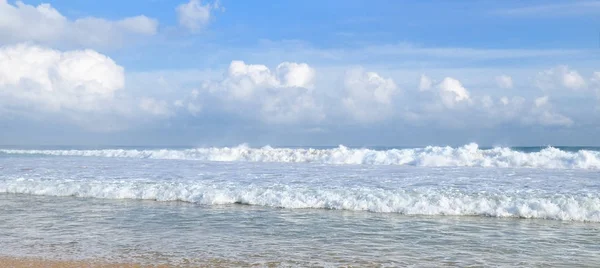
(1, 0, 600, 146)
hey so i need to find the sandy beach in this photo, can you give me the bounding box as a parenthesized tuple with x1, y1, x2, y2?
(0, 257, 162, 268)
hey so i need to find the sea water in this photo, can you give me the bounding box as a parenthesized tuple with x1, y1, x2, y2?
(1, 144, 599, 266)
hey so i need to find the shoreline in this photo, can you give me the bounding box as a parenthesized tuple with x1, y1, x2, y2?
(0, 257, 173, 268)
(0, 256, 271, 268)
(0, 257, 142, 268)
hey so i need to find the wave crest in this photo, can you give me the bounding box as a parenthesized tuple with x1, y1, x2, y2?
(2, 143, 600, 169)
(2, 179, 600, 222)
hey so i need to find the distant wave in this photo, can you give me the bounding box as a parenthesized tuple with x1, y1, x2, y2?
(2, 178, 599, 222)
(1, 143, 600, 169)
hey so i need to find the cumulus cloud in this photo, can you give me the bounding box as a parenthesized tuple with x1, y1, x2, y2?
(480, 95, 494, 109)
(468, 95, 525, 126)
(592, 72, 600, 84)
(529, 96, 573, 126)
(123, 64, 587, 130)
(173, 90, 202, 115)
(0, 43, 178, 131)
(2, 48, 580, 132)
(484, 95, 572, 127)
(177, 0, 221, 32)
(139, 98, 171, 116)
(0, 43, 124, 112)
(214, 60, 279, 100)
(496, 75, 513, 89)
(186, 103, 202, 115)
(419, 74, 432, 91)
(276, 62, 316, 88)
(202, 60, 322, 123)
(409, 71, 577, 128)
(117, 16, 158, 35)
(498, 96, 526, 115)
(591, 72, 600, 96)
(534, 96, 549, 108)
(535, 65, 587, 91)
(437, 77, 470, 108)
(0, 0, 158, 48)
(341, 69, 398, 122)
(451, 94, 572, 127)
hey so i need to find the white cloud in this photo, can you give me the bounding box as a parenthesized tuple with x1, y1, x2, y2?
(480, 95, 494, 109)
(448, 94, 572, 127)
(592, 72, 600, 82)
(534, 96, 549, 108)
(591, 72, 600, 96)
(527, 96, 573, 127)
(191, 89, 200, 99)
(592, 72, 600, 84)
(466, 95, 526, 125)
(202, 60, 322, 123)
(276, 62, 316, 88)
(139, 98, 171, 116)
(535, 65, 587, 91)
(186, 103, 202, 115)
(173, 90, 202, 115)
(342, 68, 398, 122)
(496, 75, 513, 89)
(498, 96, 526, 116)
(0, 1, 158, 48)
(117, 15, 158, 35)
(215, 60, 279, 100)
(467, 95, 523, 126)
(0, 43, 124, 112)
(177, 0, 221, 32)
(437, 77, 470, 108)
(477, 95, 572, 127)
(563, 72, 587, 90)
(535, 111, 573, 127)
(0, 43, 179, 131)
(419, 74, 432, 91)
(127, 64, 589, 130)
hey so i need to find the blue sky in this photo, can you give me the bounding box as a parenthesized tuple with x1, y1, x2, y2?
(1, 0, 600, 146)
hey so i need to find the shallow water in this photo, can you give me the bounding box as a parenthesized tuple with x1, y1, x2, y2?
(2, 194, 600, 267)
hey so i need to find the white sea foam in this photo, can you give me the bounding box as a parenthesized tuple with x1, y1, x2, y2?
(2, 178, 600, 222)
(1, 143, 600, 169)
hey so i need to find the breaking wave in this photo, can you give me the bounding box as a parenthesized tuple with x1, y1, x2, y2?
(1, 143, 600, 169)
(2, 178, 600, 222)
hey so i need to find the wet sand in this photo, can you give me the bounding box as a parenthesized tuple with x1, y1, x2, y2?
(0, 257, 162, 268)
(0, 256, 279, 268)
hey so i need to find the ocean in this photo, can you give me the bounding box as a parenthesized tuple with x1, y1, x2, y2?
(1, 144, 600, 267)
